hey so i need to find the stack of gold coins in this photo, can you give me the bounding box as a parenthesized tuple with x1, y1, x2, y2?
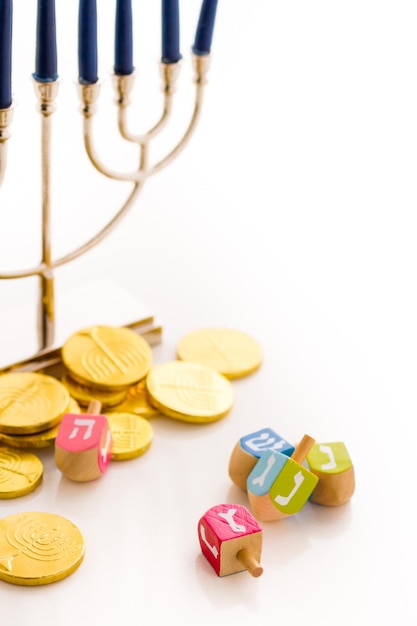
(0, 372, 74, 450)
(61, 325, 153, 410)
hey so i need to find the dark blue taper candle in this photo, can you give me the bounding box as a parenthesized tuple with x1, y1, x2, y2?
(34, 0, 58, 82)
(0, 0, 12, 108)
(192, 0, 218, 55)
(162, 0, 181, 64)
(114, 0, 133, 75)
(78, 0, 98, 84)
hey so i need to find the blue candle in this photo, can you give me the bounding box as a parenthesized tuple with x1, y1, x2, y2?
(0, 0, 12, 108)
(114, 0, 133, 75)
(192, 0, 218, 56)
(78, 0, 98, 84)
(162, 0, 181, 64)
(34, 0, 58, 82)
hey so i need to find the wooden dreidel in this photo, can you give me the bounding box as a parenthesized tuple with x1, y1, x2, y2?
(55, 400, 112, 482)
(247, 434, 319, 522)
(306, 442, 355, 506)
(228, 427, 295, 491)
(198, 503, 263, 577)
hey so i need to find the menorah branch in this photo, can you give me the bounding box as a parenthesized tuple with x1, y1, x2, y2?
(149, 53, 210, 176)
(115, 61, 180, 145)
(80, 81, 145, 183)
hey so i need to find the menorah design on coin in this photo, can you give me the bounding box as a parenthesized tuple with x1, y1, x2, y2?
(0, 512, 85, 585)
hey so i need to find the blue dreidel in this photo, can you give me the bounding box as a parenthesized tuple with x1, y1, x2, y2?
(228, 427, 294, 491)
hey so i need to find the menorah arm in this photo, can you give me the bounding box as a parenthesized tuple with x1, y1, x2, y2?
(0, 107, 14, 187)
(149, 54, 210, 176)
(79, 82, 145, 183)
(115, 62, 180, 145)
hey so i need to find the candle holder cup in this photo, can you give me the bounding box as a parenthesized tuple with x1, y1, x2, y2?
(0, 53, 212, 375)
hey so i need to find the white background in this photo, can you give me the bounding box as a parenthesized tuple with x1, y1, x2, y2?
(1, 1, 416, 624)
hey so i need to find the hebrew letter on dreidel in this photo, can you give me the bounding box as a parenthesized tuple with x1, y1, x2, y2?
(274, 470, 305, 506)
(319, 444, 336, 470)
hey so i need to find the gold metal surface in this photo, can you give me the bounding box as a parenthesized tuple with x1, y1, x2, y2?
(0, 447, 43, 498)
(0, 511, 84, 585)
(177, 327, 263, 379)
(61, 371, 127, 409)
(106, 412, 153, 460)
(146, 361, 234, 423)
(0, 372, 69, 435)
(114, 379, 161, 418)
(62, 325, 152, 390)
(0, 106, 14, 187)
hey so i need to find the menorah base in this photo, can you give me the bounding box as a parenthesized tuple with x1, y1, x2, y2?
(0, 278, 162, 376)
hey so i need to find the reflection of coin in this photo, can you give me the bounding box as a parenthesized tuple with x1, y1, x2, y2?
(0, 447, 43, 498)
(114, 379, 161, 418)
(146, 361, 234, 423)
(61, 371, 127, 408)
(0, 511, 85, 585)
(62, 325, 152, 390)
(106, 412, 153, 460)
(0, 373, 70, 435)
(177, 327, 263, 379)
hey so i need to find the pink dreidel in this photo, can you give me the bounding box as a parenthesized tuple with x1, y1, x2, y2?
(198, 503, 263, 577)
(55, 400, 112, 482)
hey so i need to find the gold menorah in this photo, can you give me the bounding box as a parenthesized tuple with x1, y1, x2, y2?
(0, 1, 216, 374)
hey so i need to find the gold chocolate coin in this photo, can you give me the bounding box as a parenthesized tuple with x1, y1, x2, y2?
(61, 371, 127, 408)
(0, 511, 85, 585)
(0, 373, 70, 435)
(146, 361, 234, 423)
(0, 447, 43, 498)
(114, 379, 161, 419)
(106, 412, 153, 460)
(177, 327, 263, 379)
(0, 398, 81, 450)
(62, 325, 152, 391)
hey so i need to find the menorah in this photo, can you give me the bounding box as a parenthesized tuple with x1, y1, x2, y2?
(0, 0, 218, 373)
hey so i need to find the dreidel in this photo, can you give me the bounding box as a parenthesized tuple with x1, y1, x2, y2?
(198, 503, 263, 577)
(228, 427, 295, 491)
(55, 400, 112, 482)
(306, 442, 355, 506)
(247, 434, 318, 522)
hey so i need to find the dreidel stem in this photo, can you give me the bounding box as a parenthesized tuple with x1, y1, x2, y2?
(87, 400, 102, 415)
(292, 434, 315, 465)
(236, 548, 263, 578)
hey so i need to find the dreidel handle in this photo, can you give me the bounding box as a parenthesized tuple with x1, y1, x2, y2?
(87, 400, 102, 415)
(292, 434, 315, 465)
(236, 548, 263, 578)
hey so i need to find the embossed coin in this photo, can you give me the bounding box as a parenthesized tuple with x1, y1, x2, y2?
(62, 325, 152, 391)
(106, 412, 153, 460)
(114, 379, 161, 418)
(146, 361, 234, 423)
(0, 511, 85, 585)
(61, 371, 127, 408)
(0, 373, 70, 435)
(177, 327, 263, 379)
(0, 397, 81, 450)
(0, 447, 43, 498)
